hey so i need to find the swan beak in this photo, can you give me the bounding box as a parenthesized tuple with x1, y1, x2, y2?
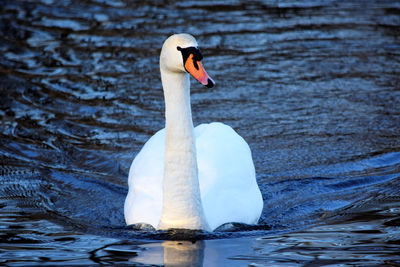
(185, 54, 215, 88)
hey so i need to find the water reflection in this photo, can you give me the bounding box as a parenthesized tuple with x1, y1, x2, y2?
(133, 241, 204, 266)
(163, 241, 204, 267)
(127, 238, 259, 266)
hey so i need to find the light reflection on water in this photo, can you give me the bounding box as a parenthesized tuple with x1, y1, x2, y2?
(1, 0, 400, 265)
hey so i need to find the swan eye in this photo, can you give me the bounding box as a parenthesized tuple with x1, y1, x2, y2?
(177, 46, 203, 69)
(177, 45, 214, 88)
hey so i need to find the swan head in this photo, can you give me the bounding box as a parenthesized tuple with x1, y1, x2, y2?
(160, 33, 215, 88)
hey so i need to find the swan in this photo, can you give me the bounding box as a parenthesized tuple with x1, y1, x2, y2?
(124, 33, 263, 231)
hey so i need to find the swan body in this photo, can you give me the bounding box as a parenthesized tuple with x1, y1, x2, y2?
(124, 34, 263, 231)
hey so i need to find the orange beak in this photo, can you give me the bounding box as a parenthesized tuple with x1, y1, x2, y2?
(184, 54, 215, 88)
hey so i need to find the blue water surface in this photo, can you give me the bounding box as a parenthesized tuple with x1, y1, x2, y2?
(1, 0, 400, 265)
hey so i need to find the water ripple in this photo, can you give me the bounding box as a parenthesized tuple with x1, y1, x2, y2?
(1, 0, 400, 265)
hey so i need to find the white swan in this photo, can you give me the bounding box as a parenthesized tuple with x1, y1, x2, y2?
(124, 33, 263, 231)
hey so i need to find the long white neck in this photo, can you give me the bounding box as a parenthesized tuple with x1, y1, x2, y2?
(157, 68, 209, 231)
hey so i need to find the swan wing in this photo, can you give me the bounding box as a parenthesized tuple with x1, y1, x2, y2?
(124, 129, 165, 228)
(195, 122, 263, 230)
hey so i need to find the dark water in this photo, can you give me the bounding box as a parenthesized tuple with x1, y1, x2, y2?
(1, 0, 400, 265)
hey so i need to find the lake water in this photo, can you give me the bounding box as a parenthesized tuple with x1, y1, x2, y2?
(1, 0, 400, 265)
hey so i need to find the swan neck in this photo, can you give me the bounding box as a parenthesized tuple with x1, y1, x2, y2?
(158, 69, 209, 231)
(162, 70, 193, 135)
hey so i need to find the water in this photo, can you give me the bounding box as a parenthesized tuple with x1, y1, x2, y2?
(1, 0, 400, 265)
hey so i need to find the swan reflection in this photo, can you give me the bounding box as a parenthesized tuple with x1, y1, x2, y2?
(163, 241, 204, 267)
(132, 240, 204, 266)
